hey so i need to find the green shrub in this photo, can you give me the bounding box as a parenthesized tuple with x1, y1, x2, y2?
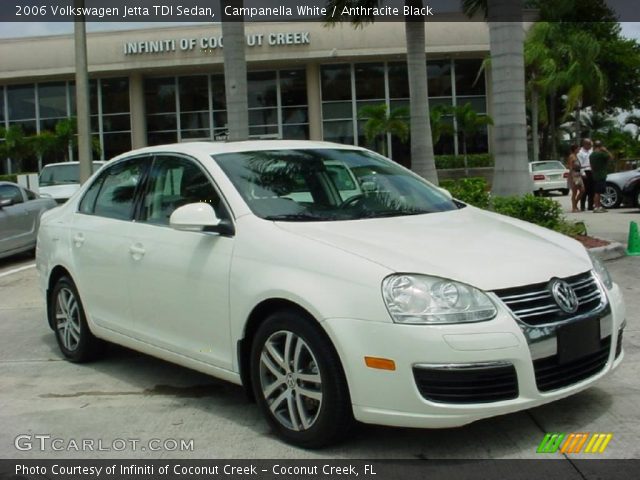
(0, 174, 18, 183)
(435, 154, 494, 169)
(441, 177, 490, 209)
(491, 194, 564, 230)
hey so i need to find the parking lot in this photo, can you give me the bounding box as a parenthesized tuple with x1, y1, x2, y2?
(1, 227, 639, 459)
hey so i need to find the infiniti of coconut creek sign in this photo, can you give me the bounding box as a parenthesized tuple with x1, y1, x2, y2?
(123, 32, 311, 55)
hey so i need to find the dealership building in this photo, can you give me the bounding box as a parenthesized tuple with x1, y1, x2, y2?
(0, 21, 491, 175)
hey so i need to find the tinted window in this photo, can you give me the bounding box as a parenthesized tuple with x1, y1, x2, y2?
(0, 185, 24, 204)
(92, 159, 147, 220)
(140, 156, 225, 226)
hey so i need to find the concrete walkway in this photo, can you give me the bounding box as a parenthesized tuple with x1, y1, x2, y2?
(555, 194, 639, 247)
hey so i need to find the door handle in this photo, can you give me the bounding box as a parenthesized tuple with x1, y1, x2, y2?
(72, 233, 85, 247)
(129, 243, 146, 260)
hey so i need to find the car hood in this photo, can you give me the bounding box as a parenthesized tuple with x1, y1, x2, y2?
(38, 184, 80, 200)
(274, 206, 592, 291)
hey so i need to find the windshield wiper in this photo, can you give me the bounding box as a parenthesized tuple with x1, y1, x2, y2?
(356, 210, 430, 219)
(264, 213, 330, 222)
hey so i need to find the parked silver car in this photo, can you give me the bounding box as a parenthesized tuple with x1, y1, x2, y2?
(0, 181, 58, 260)
(602, 168, 640, 208)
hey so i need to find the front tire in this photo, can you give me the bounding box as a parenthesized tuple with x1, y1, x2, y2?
(250, 309, 353, 448)
(601, 183, 621, 209)
(50, 276, 104, 363)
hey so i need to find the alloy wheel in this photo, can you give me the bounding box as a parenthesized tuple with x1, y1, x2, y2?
(258, 330, 323, 431)
(55, 287, 81, 351)
(601, 185, 619, 209)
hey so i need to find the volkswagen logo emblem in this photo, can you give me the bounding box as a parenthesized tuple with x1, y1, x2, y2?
(549, 279, 579, 314)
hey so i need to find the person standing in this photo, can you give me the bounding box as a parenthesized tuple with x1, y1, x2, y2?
(567, 144, 584, 212)
(578, 138, 594, 211)
(589, 140, 612, 213)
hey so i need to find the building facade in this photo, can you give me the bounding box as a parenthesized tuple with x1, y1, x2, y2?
(0, 21, 491, 175)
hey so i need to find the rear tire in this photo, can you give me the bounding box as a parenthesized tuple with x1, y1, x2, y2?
(49, 276, 104, 363)
(250, 309, 353, 448)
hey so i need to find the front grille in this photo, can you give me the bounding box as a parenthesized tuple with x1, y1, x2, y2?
(533, 336, 611, 392)
(494, 271, 604, 326)
(413, 363, 518, 404)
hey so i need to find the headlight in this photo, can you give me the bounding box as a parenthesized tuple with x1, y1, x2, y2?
(588, 252, 613, 290)
(382, 274, 497, 325)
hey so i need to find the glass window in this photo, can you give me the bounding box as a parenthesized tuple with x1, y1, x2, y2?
(0, 184, 23, 204)
(7, 85, 35, 120)
(38, 82, 67, 118)
(181, 112, 209, 131)
(321, 65, 352, 102)
(455, 59, 485, 96)
(355, 63, 385, 100)
(141, 155, 225, 225)
(179, 76, 208, 112)
(282, 107, 308, 125)
(145, 78, 176, 115)
(0, 87, 5, 122)
(103, 132, 132, 160)
(102, 114, 131, 133)
(427, 60, 452, 97)
(249, 108, 277, 126)
(213, 149, 458, 221)
(211, 75, 226, 110)
(148, 132, 177, 146)
(388, 62, 409, 99)
(280, 69, 307, 106)
(322, 102, 352, 120)
(322, 120, 354, 145)
(147, 114, 177, 132)
(101, 78, 129, 114)
(79, 174, 105, 214)
(93, 158, 148, 220)
(248, 71, 277, 108)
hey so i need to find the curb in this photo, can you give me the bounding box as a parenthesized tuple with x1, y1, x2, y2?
(588, 241, 627, 262)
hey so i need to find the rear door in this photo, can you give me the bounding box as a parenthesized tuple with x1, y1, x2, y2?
(70, 156, 151, 334)
(0, 184, 31, 252)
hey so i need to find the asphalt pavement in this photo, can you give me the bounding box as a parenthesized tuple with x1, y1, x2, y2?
(0, 220, 638, 459)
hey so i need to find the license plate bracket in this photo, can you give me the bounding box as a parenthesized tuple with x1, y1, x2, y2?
(556, 318, 601, 364)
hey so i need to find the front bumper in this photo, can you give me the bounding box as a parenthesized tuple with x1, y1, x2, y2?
(322, 283, 625, 429)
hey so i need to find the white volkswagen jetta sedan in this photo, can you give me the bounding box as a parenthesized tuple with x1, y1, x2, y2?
(36, 141, 625, 448)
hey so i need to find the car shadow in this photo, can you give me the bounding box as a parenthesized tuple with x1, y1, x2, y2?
(39, 334, 615, 458)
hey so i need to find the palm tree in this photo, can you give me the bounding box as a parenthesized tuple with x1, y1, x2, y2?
(0, 125, 31, 173)
(451, 103, 494, 175)
(524, 22, 561, 162)
(558, 31, 607, 141)
(325, 0, 438, 184)
(625, 114, 640, 140)
(221, 0, 249, 141)
(358, 104, 409, 157)
(580, 111, 614, 138)
(462, 0, 531, 196)
(430, 104, 454, 145)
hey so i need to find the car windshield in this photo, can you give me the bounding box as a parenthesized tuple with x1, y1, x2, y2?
(39, 163, 104, 186)
(213, 149, 459, 221)
(531, 161, 565, 172)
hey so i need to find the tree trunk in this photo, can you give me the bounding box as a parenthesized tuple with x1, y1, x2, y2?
(487, 0, 531, 196)
(549, 91, 558, 159)
(405, 12, 438, 184)
(531, 87, 539, 162)
(74, 0, 92, 183)
(462, 133, 469, 177)
(221, 1, 249, 141)
(574, 105, 581, 142)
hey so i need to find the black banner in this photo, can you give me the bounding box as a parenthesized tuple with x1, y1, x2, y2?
(1, 460, 640, 480)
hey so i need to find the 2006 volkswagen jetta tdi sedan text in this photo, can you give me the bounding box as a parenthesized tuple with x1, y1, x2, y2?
(36, 141, 626, 448)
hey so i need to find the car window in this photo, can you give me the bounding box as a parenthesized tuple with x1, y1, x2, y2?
(140, 155, 227, 226)
(213, 149, 458, 221)
(90, 158, 148, 220)
(39, 162, 106, 186)
(531, 161, 565, 172)
(0, 185, 24, 205)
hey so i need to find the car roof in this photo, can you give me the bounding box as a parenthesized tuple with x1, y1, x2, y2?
(0, 181, 22, 188)
(41, 161, 107, 167)
(111, 140, 366, 161)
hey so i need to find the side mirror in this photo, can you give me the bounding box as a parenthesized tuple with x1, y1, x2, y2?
(169, 203, 234, 236)
(438, 187, 453, 200)
(0, 198, 13, 208)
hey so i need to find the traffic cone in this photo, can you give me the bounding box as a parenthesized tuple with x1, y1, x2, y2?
(627, 221, 640, 256)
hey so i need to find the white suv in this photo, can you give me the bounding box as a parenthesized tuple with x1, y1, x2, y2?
(36, 141, 625, 447)
(38, 161, 106, 203)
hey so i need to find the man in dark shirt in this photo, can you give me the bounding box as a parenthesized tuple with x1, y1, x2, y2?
(589, 141, 612, 213)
